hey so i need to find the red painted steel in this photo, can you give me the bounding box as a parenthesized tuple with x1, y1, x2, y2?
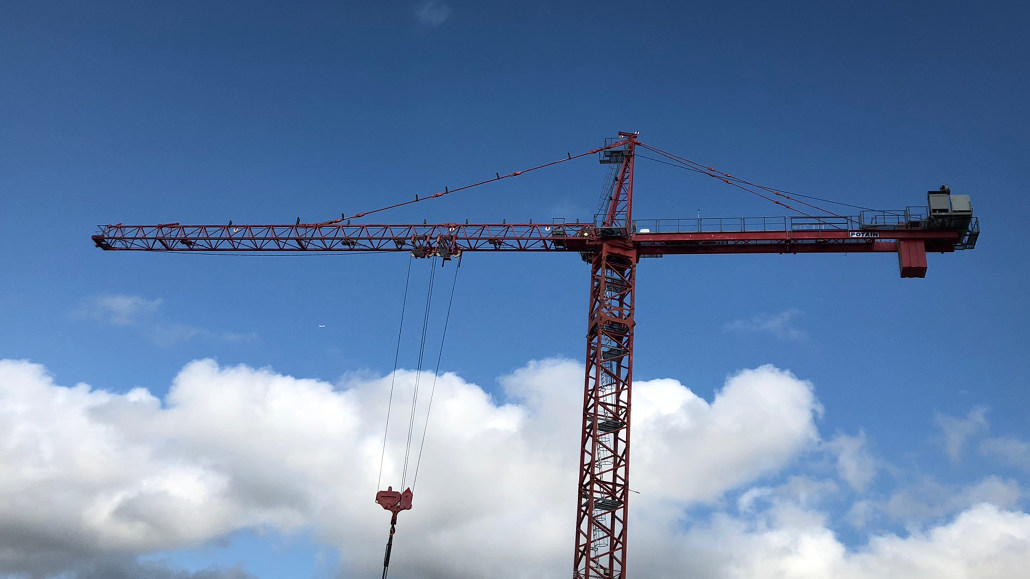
(576, 241, 637, 579)
(91, 133, 979, 577)
(601, 131, 637, 231)
(375, 486, 413, 514)
(898, 239, 929, 278)
(575, 135, 637, 579)
(375, 487, 412, 579)
(91, 223, 967, 259)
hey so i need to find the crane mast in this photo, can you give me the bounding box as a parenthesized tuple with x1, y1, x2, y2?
(91, 132, 979, 578)
(575, 132, 638, 578)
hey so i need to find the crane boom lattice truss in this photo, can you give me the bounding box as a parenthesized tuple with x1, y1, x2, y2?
(92, 132, 979, 578)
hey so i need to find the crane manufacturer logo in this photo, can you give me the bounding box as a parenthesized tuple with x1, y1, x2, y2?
(849, 231, 880, 238)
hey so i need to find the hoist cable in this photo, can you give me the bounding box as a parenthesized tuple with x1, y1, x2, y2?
(377, 256, 414, 494)
(378, 260, 456, 579)
(381, 512, 398, 579)
(401, 262, 438, 488)
(411, 260, 461, 489)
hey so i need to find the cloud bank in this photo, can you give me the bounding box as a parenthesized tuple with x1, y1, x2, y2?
(0, 359, 1027, 578)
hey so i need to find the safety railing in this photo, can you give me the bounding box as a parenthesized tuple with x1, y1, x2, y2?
(629, 207, 933, 234)
(858, 206, 927, 229)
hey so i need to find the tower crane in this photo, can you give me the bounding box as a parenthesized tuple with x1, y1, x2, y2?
(91, 132, 979, 578)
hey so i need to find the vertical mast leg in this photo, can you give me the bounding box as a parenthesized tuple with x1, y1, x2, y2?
(574, 241, 636, 579)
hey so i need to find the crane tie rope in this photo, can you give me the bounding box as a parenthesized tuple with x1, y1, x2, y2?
(319, 141, 633, 224)
(637, 143, 851, 230)
(326, 138, 869, 230)
(636, 153, 886, 213)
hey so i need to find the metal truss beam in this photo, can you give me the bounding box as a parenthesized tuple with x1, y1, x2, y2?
(575, 241, 636, 579)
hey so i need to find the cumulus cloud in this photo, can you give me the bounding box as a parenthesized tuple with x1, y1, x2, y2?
(414, 1, 451, 28)
(74, 294, 256, 346)
(725, 308, 807, 341)
(649, 502, 1030, 579)
(630, 366, 821, 503)
(1, 358, 1029, 578)
(0, 358, 820, 577)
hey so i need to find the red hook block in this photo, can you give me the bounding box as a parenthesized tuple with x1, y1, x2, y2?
(375, 486, 413, 514)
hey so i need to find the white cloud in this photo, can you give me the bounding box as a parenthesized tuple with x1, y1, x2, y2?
(981, 436, 1030, 473)
(936, 408, 1030, 471)
(0, 358, 820, 577)
(844, 503, 1030, 579)
(737, 476, 840, 515)
(631, 366, 822, 503)
(936, 406, 989, 462)
(414, 2, 451, 28)
(846, 499, 879, 528)
(725, 308, 807, 340)
(73, 294, 256, 346)
(1, 358, 1028, 578)
(826, 431, 877, 492)
(653, 502, 1030, 579)
(76, 294, 163, 326)
(883, 476, 1022, 528)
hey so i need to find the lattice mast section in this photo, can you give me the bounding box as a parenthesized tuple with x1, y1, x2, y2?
(575, 132, 637, 579)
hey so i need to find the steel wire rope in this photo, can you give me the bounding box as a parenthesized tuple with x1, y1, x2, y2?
(379, 260, 449, 579)
(642, 145, 840, 212)
(377, 255, 414, 494)
(400, 261, 438, 488)
(637, 143, 852, 229)
(316, 139, 634, 225)
(639, 144, 839, 214)
(637, 153, 889, 213)
(411, 260, 461, 490)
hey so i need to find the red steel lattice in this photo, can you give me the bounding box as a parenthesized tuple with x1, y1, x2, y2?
(91, 132, 979, 578)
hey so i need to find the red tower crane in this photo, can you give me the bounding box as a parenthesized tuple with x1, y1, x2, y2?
(91, 132, 979, 578)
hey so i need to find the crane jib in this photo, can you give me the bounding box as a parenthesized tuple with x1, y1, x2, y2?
(92, 213, 976, 277)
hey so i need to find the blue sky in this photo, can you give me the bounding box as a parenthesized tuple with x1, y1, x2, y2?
(2, 1, 1029, 578)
